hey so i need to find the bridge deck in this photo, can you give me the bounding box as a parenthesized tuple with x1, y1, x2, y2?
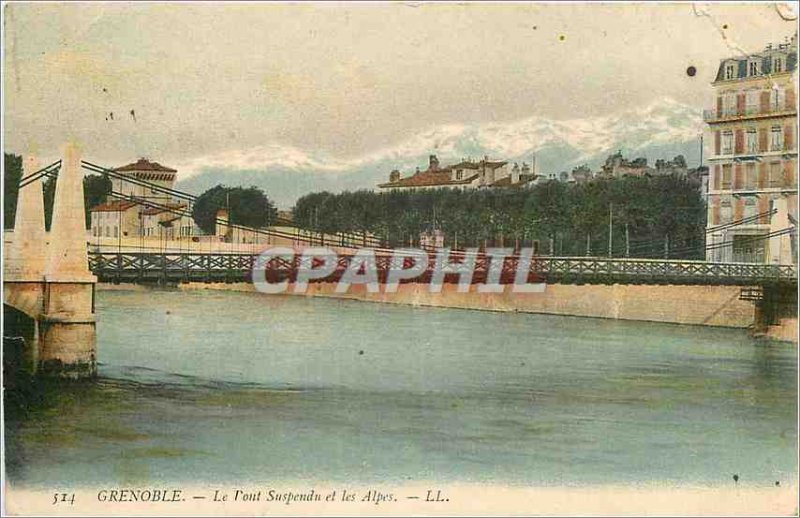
(87, 252, 798, 286)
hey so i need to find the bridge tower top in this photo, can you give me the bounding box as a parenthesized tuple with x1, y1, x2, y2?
(6, 156, 47, 281)
(45, 142, 95, 283)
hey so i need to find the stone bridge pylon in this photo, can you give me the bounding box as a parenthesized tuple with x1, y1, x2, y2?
(4, 142, 97, 378)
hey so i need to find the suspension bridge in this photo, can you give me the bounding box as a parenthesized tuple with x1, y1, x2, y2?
(3, 143, 798, 378)
(12, 151, 799, 287)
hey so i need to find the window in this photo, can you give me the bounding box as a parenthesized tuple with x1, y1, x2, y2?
(105, 226, 110, 238)
(745, 163, 757, 189)
(744, 197, 757, 220)
(722, 131, 734, 154)
(113, 226, 118, 238)
(771, 87, 785, 110)
(746, 91, 759, 114)
(722, 164, 732, 189)
(773, 57, 783, 73)
(746, 129, 757, 153)
(770, 126, 783, 151)
(456, 170, 463, 180)
(769, 162, 783, 187)
(725, 63, 736, 80)
(723, 93, 737, 116)
(720, 201, 732, 223)
(748, 60, 760, 76)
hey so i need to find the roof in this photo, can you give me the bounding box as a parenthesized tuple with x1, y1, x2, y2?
(89, 200, 137, 212)
(115, 158, 177, 173)
(378, 170, 479, 188)
(482, 160, 508, 169)
(377, 156, 513, 189)
(714, 37, 797, 82)
(450, 161, 480, 170)
(491, 174, 537, 187)
(142, 202, 187, 216)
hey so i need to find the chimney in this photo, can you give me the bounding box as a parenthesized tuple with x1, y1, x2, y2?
(389, 169, 400, 183)
(531, 155, 536, 176)
(429, 155, 439, 171)
(511, 163, 520, 184)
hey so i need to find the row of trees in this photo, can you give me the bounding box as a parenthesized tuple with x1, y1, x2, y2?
(5, 151, 705, 258)
(293, 175, 707, 259)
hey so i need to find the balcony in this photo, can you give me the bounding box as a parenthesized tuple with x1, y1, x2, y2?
(704, 104, 796, 123)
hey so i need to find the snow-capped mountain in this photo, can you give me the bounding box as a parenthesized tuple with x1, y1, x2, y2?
(177, 97, 704, 208)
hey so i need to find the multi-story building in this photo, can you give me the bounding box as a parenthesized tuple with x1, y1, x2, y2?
(704, 34, 797, 264)
(89, 158, 201, 240)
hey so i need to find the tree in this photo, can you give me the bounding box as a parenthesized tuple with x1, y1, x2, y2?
(3, 153, 23, 229)
(83, 174, 112, 228)
(290, 175, 706, 258)
(192, 184, 276, 235)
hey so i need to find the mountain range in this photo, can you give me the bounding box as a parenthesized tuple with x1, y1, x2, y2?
(176, 97, 705, 209)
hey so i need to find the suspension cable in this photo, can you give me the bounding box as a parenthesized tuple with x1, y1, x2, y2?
(18, 161, 62, 189)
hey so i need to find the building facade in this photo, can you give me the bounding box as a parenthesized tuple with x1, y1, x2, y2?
(704, 34, 797, 264)
(89, 158, 202, 240)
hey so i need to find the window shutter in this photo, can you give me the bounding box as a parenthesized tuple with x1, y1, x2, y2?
(758, 127, 768, 152)
(734, 129, 744, 154)
(713, 165, 721, 190)
(717, 96, 723, 117)
(734, 198, 744, 221)
(784, 123, 794, 151)
(784, 160, 796, 188)
(757, 196, 769, 223)
(736, 93, 745, 115)
(733, 164, 743, 189)
(711, 200, 721, 225)
(758, 163, 767, 189)
(787, 87, 796, 111)
(715, 130, 721, 155)
(760, 91, 770, 113)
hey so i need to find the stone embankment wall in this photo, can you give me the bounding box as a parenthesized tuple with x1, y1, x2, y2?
(167, 281, 757, 329)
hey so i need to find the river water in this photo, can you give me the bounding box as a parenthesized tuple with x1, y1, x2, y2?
(5, 289, 798, 488)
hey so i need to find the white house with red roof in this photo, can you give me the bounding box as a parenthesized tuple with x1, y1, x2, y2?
(378, 155, 535, 191)
(89, 158, 200, 240)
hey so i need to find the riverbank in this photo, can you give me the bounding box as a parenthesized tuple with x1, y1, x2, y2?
(96, 281, 797, 339)
(167, 280, 761, 327)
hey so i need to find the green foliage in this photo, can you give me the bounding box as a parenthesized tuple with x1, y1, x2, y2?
(42, 174, 109, 231)
(43, 176, 55, 231)
(293, 176, 707, 259)
(3, 153, 23, 229)
(83, 174, 112, 228)
(192, 185, 277, 234)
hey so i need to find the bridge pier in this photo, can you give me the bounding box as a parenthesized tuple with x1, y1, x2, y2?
(41, 143, 97, 378)
(4, 144, 97, 379)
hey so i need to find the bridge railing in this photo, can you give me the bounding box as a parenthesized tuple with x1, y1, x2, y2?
(88, 251, 798, 286)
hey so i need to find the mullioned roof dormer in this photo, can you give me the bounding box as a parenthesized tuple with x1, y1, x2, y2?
(713, 34, 797, 83)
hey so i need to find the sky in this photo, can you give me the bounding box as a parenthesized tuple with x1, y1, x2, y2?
(3, 2, 797, 175)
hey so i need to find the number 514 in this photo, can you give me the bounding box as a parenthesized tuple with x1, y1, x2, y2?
(52, 493, 75, 505)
